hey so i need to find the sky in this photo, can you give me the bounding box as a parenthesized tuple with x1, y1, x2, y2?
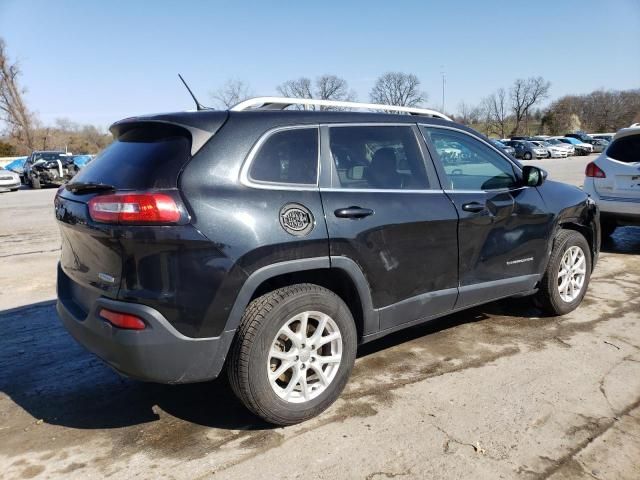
(1, 0, 639, 129)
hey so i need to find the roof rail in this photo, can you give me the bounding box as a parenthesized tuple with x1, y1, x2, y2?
(230, 96, 452, 121)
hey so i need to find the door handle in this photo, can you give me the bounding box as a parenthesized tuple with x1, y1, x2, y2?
(462, 201, 486, 213)
(334, 206, 374, 219)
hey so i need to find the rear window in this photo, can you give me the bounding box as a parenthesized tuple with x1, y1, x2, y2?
(607, 135, 640, 163)
(71, 124, 191, 189)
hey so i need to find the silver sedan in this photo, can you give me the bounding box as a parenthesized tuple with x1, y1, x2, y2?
(0, 168, 21, 192)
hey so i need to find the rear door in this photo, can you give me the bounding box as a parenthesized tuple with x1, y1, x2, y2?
(319, 124, 459, 333)
(421, 126, 552, 308)
(594, 132, 640, 199)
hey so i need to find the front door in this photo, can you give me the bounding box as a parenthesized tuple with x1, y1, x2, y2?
(320, 124, 459, 333)
(421, 126, 552, 309)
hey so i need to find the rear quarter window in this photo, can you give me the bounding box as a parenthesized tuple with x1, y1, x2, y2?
(248, 127, 319, 185)
(71, 124, 192, 189)
(607, 135, 640, 163)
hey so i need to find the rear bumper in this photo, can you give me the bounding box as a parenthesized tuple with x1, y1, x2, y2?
(56, 265, 235, 384)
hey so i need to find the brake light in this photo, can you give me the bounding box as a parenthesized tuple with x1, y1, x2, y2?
(88, 193, 181, 224)
(99, 308, 146, 330)
(585, 162, 606, 178)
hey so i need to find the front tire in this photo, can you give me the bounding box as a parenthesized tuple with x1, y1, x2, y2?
(534, 230, 591, 316)
(31, 177, 41, 189)
(227, 284, 357, 426)
(523, 152, 532, 160)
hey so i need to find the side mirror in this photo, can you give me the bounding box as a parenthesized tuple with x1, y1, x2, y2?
(522, 165, 546, 187)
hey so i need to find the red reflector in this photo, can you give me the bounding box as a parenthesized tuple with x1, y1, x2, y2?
(88, 193, 181, 224)
(99, 308, 146, 330)
(585, 162, 606, 178)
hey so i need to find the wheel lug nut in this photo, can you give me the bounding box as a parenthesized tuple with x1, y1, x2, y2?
(301, 364, 306, 369)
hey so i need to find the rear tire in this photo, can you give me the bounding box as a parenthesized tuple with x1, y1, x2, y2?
(534, 230, 591, 316)
(227, 283, 357, 426)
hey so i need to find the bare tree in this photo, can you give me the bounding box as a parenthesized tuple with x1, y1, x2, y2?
(211, 79, 252, 108)
(277, 77, 313, 98)
(510, 76, 550, 135)
(542, 88, 640, 134)
(275, 77, 313, 110)
(456, 101, 482, 126)
(369, 72, 427, 107)
(0, 37, 34, 150)
(276, 75, 355, 110)
(483, 88, 510, 138)
(315, 74, 356, 108)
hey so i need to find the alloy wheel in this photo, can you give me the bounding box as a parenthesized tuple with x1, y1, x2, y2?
(557, 246, 586, 302)
(267, 311, 342, 403)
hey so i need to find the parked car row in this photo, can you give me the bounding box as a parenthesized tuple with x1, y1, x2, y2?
(492, 132, 606, 160)
(1, 152, 94, 191)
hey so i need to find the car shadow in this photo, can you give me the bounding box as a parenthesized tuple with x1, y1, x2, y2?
(0, 301, 269, 432)
(600, 226, 640, 255)
(0, 294, 553, 433)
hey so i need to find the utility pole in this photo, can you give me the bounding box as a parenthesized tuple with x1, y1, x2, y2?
(440, 66, 446, 113)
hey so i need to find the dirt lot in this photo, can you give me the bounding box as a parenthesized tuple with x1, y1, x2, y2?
(1, 156, 639, 480)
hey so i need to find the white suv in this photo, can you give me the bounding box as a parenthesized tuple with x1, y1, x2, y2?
(583, 127, 640, 237)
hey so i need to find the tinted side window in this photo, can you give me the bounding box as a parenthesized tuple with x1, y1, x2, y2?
(329, 126, 429, 189)
(607, 134, 640, 163)
(249, 128, 318, 185)
(423, 127, 517, 191)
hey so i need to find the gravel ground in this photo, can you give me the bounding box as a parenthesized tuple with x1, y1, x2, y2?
(1, 157, 639, 480)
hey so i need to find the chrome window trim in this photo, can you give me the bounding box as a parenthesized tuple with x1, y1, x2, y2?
(239, 125, 321, 191)
(324, 122, 419, 128)
(320, 188, 444, 194)
(324, 122, 440, 192)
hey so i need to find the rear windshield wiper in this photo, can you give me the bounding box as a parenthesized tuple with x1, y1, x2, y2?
(65, 182, 115, 194)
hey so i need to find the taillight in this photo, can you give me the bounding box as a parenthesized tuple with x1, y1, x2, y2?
(99, 308, 146, 330)
(88, 192, 181, 224)
(585, 162, 606, 178)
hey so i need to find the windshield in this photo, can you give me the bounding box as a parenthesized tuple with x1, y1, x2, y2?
(563, 138, 580, 145)
(492, 140, 505, 147)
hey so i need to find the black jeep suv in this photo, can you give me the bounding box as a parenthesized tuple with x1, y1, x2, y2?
(55, 98, 599, 425)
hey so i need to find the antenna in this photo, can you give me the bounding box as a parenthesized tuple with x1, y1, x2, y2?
(178, 74, 206, 111)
